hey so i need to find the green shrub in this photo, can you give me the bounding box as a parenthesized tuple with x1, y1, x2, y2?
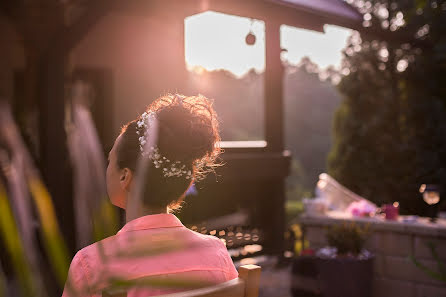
(325, 223, 370, 256)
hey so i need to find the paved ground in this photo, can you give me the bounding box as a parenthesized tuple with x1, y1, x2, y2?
(234, 255, 293, 297)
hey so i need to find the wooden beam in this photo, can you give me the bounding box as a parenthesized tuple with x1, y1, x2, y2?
(219, 151, 291, 180)
(120, 0, 324, 32)
(47, 0, 114, 56)
(0, 1, 20, 21)
(199, 0, 325, 32)
(264, 19, 284, 152)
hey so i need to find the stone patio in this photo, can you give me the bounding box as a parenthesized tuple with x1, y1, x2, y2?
(235, 255, 293, 297)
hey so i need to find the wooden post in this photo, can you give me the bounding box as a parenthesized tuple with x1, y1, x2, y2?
(238, 264, 261, 297)
(263, 19, 286, 255)
(38, 50, 76, 253)
(36, 1, 113, 254)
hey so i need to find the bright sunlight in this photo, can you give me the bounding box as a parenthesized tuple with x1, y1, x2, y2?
(185, 11, 352, 77)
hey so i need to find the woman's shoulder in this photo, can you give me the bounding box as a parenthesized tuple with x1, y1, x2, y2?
(72, 233, 121, 267)
(184, 228, 228, 250)
(66, 234, 123, 289)
(185, 230, 238, 279)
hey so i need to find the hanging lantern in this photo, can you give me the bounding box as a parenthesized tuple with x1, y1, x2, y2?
(245, 19, 256, 46)
(245, 32, 256, 45)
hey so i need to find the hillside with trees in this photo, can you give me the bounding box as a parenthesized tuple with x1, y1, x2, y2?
(188, 58, 342, 200)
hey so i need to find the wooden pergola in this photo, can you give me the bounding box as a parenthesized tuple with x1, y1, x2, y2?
(1, 0, 361, 255)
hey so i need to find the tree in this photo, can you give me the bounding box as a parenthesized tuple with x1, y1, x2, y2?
(328, 0, 446, 215)
(284, 58, 342, 194)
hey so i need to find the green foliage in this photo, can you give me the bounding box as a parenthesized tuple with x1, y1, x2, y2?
(285, 199, 304, 224)
(286, 158, 312, 202)
(328, 0, 446, 215)
(284, 59, 343, 192)
(325, 223, 370, 256)
(410, 242, 446, 283)
(28, 179, 70, 286)
(0, 182, 34, 296)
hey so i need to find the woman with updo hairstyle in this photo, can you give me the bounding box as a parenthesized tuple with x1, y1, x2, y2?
(62, 94, 238, 297)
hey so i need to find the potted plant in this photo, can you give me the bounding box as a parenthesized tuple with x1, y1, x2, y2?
(316, 222, 374, 297)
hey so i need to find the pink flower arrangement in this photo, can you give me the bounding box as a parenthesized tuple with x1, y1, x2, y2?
(346, 200, 377, 217)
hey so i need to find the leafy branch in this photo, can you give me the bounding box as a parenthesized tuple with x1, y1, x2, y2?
(409, 242, 446, 283)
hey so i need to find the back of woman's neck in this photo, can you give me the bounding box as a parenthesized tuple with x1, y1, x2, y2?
(125, 206, 168, 223)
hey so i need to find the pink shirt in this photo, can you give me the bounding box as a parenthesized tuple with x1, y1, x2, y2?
(62, 214, 238, 297)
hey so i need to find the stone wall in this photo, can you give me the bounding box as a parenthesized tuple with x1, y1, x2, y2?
(300, 214, 446, 297)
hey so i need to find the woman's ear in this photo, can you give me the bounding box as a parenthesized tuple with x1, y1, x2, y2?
(120, 168, 133, 192)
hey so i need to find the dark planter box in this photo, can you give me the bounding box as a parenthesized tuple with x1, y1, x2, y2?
(291, 256, 321, 297)
(317, 256, 374, 297)
(291, 256, 374, 297)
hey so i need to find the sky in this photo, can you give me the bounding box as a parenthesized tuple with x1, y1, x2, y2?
(185, 11, 352, 77)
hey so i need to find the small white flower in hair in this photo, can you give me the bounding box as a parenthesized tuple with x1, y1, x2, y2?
(137, 111, 193, 180)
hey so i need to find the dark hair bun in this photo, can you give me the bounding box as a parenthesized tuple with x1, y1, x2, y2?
(149, 94, 221, 177)
(116, 94, 221, 211)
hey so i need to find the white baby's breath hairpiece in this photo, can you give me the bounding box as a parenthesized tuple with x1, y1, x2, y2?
(136, 111, 193, 179)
